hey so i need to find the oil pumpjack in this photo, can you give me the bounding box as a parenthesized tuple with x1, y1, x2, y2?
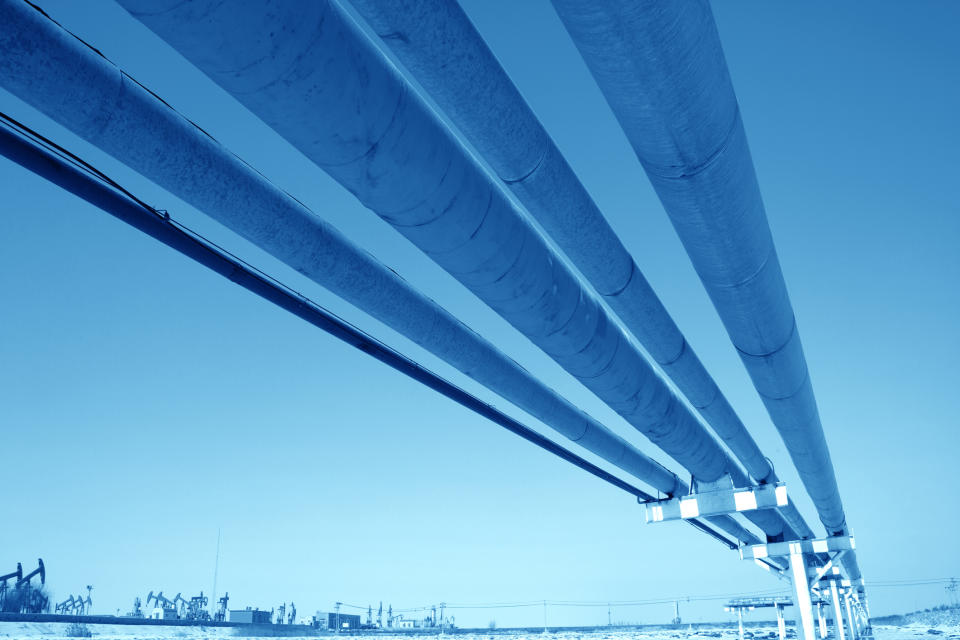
(2, 559, 48, 613)
(214, 592, 229, 622)
(0, 563, 22, 611)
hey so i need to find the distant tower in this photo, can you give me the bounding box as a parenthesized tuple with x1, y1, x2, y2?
(672, 601, 681, 625)
(948, 579, 959, 607)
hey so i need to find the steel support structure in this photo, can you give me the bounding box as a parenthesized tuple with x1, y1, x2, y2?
(737, 534, 870, 640)
(788, 543, 816, 640)
(830, 580, 846, 640)
(645, 483, 788, 523)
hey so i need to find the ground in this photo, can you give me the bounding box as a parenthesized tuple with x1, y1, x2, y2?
(1, 624, 958, 640)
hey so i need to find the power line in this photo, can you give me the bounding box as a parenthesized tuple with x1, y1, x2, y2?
(383, 589, 792, 613)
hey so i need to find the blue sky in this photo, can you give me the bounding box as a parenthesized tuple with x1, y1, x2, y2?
(1, 0, 958, 627)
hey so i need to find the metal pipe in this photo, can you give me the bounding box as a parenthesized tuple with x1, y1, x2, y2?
(0, 109, 746, 552)
(114, 0, 789, 540)
(550, 0, 857, 561)
(343, 0, 812, 540)
(0, 0, 693, 510)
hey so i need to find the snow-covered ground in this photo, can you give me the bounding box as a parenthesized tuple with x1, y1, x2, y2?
(1, 624, 957, 640)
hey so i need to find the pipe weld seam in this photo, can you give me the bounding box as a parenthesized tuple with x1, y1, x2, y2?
(699, 242, 777, 293)
(735, 313, 799, 360)
(638, 106, 742, 181)
(501, 144, 547, 185)
(601, 255, 637, 298)
(756, 364, 812, 404)
(315, 82, 407, 171)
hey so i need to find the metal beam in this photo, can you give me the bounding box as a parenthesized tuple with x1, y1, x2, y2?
(646, 483, 787, 522)
(741, 537, 855, 560)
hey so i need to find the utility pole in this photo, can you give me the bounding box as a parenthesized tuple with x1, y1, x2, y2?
(543, 600, 547, 633)
(608, 603, 612, 627)
(335, 602, 342, 633)
(948, 579, 958, 607)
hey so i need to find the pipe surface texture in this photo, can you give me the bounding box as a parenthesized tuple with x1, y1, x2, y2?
(345, 0, 813, 540)
(0, 0, 700, 513)
(1, 111, 747, 551)
(550, 0, 860, 576)
(116, 0, 788, 540)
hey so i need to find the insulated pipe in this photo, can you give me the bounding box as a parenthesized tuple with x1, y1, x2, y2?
(0, 0, 768, 551)
(0, 110, 747, 553)
(344, 0, 813, 541)
(117, 0, 788, 539)
(550, 0, 851, 540)
(0, 0, 691, 511)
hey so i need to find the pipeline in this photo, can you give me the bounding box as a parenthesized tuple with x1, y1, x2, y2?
(0, 0, 696, 516)
(116, 0, 789, 540)
(549, 0, 859, 578)
(344, 0, 813, 541)
(0, 110, 751, 552)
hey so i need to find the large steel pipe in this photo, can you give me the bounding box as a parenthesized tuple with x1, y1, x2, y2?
(0, 0, 693, 512)
(344, 0, 813, 541)
(1, 111, 753, 552)
(115, 0, 791, 539)
(550, 0, 860, 575)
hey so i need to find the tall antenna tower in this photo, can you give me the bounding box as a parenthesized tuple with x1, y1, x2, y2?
(211, 528, 221, 618)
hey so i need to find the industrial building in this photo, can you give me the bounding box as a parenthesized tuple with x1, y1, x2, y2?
(315, 611, 361, 630)
(229, 608, 272, 625)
